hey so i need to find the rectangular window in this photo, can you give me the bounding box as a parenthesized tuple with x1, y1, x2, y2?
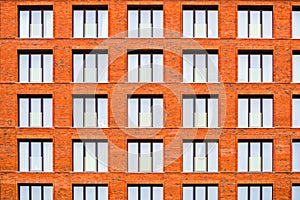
(238, 50, 273, 83)
(73, 95, 108, 128)
(19, 185, 53, 200)
(182, 95, 218, 128)
(128, 50, 163, 83)
(293, 51, 300, 82)
(183, 185, 218, 200)
(238, 140, 272, 172)
(293, 7, 300, 38)
(19, 95, 53, 128)
(19, 51, 53, 83)
(128, 141, 163, 172)
(73, 185, 108, 200)
(238, 95, 273, 128)
(128, 185, 163, 200)
(73, 6, 108, 38)
(73, 50, 108, 83)
(238, 185, 272, 200)
(293, 96, 300, 127)
(238, 6, 272, 38)
(73, 140, 108, 172)
(128, 5, 163, 38)
(182, 6, 218, 38)
(19, 6, 53, 38)
(19, 140, 52, 172)
(183, 140, 218, 172)
(293, 141, 300, 172)
(293, 185, 300, 200)
(182, 50, 218, 83)
(128, 95, 163, 128)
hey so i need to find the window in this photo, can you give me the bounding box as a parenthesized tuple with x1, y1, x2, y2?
(183, 185, 218, 200)
(73, 6, 108, 38)
(183, 140, 218, 172)
(293, 51, 300, 82)
(293, 7, 300, 38)
(238, 50, 273, 82)
(128, 50, 163, 83)
(73, 140, 108, 172)
(19, 185, 53, 200)
(73, 50, 108, 83)
(182, 95, 218, 128)
(238, 185, 272, 200)
(293, 96, 300, 127)
(128, 95, 163, 128)
(19, 51, 53, 83)
(238, 140, 272, 172)
(292, 141, 300, 172)
(182, 6, 218, 38)
(238, 6, 272, 38)
(73, 95, 108, 128)
(19, 95, 52, 127)
(128, 141, 163, 172)
(73, 185, 108, 200)
(182, 50, 218, 83)
(128, 185, 163, 200)
(293, 185, 300, 199)
(128, 6, 163, 38)
(19, 6, 53, 38)
(238, 95, 273, 128)
(19, 140, 52, 172)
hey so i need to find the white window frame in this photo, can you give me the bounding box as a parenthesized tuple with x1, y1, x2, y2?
(73, 185, 108, 200)
(292, 141, 300, 172)
(293, 52, 300, 82)
(238, 185, 272, 200)
(293, 7, 300, 39)
(128, 185, 163, 200)
(19, 185, 53, 200)
(183, 185, 218, 200)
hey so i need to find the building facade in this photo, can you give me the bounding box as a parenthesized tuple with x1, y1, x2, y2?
(0, 0, 300, 199)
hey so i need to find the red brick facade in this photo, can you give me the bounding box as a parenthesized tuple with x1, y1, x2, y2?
(0, 0, 299, 199)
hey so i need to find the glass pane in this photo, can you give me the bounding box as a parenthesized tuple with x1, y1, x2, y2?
(262, 11, 272, 38)
(128, 54, 139, 82)
(98, 142, 108, 172)
(208, 54, 218, 82)
(86, 54, 96, 68)
(153, 54, 163, 82)
(250, 11, 260, 24)
(31, 142, 41, 157)
(293, 99, 300, 127)
(20, 11, 29, 38)
(86, 142, 96, 158)
(195, 54, 206, 69)
(238, 98, 249, 127)
(293, 186, 300, 200)
(208, 142, 218, 172)
(153, 143, 163, 172)
(195, 10, 205, 24)
(140, 54, 151, 68)
(208, 186, 218, 200)
(262, 142, 272, 172)
(141, 10, 151, 24)
(98, 54, 108, 82)
(19, 54, 29, 82)
(43, 98, 52, 127)
(128, 10, 139, 38)
(128, 187, 138, 200)
(74, 10, 84, 38)
(141, 187, 151, 200)
(263, 98, 273, 127)
(20, 98, 29, 127)
(208, 10, 218, 38)
(73, 142, 83, 171)
(238, 187, 248, 200)
(43, 142, 53, 172)
(73, 98, 83, 127)
(31, 11, 42, 24)
(98, 98, 108, 127)
(250, 142, 260, 157)
(153, 98, 163, 127)
(183, 98, 193, 127)
(183, 142, 193, 172)
(86, 186, 96, 200)
(183, 54, 194, 82)
(141, 98, 151, 113)
(98, 10, 108, 38)
(238, 55, 248, 82)
(196, 142, 206, 157)
(195, 186, 205, 200)
(20, 186, 30, 200)
(195, 98, 205, 113)
(293, 55, 300, 82)
(31, 98, 41, 113)
(238, 11, 248, 38)
(19, 142, 29, 171)
(31, 55, 41, 69)
(74, 186, 84, 200)
(98, 186, 108, 200)
(293, 142, 300, 171)
(128, 143, 138, 172)
(86, 10, 96, 24)
(250, 98, 260, 113)
(43, 54, 53, 82)
(31, 186, 42, 200)
(85, 98, 96, 113)
(153, 10, 163, 38)
(183, 187, 193, 200)
(208, 98, 218, 128)
(141, 142, 151, 157)
(43, 186, 53, 200)
(183, 10, 193, 38)
(44, 11, 53, 38)
(128, 98, 138, 127)
(250, 186, 260, 200)
(262, 55, 272, 82)
(238, 143, 248, 172)
(250, 55, 260, 69)
(153, 187, 163, 200)
(73, 54, 84, 82)
(293, 11, 300, 38)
